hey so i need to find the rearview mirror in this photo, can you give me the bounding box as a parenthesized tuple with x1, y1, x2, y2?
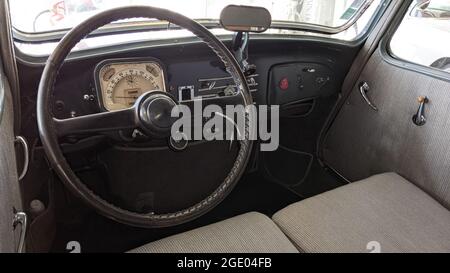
(220, 5, 271, 33)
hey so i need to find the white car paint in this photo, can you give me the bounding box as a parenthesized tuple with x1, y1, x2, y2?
(390, 1, 450, 71)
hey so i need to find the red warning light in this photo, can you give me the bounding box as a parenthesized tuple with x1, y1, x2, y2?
(279, 77, 289, 90)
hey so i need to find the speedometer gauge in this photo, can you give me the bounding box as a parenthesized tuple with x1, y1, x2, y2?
(96, 59, 166, 111)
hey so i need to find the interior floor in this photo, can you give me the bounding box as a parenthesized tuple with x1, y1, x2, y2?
(50, 172, 314, 253)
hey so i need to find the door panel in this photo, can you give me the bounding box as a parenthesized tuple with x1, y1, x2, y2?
(0, 68, 22, 252)
(322, 49, 450, 209)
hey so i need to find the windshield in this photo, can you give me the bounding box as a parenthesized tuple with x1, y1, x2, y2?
(410, 0, 450, 18)
(10, 0, 370, 33)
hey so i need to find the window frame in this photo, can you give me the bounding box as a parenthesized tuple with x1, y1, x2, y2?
(381, 0, 450, 81)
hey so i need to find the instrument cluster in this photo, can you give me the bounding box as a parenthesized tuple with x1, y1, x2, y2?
(95, 58, 166, 111)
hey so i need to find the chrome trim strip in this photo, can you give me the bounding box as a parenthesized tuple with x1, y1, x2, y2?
(198, 74, 259, 82)
(197, 89, 257, 99)
(198, 74, 259, 93)
(198, 83, 258, 93)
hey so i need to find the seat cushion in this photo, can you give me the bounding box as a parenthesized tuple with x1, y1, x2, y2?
(273, 173, 450, 253)
(129, 212, 299, 253)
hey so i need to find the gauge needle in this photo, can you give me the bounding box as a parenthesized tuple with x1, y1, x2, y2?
(126, 75, 137, 86)
(114, 96, 139, 99)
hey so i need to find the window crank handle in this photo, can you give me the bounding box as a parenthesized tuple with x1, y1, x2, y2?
(413, 96, 428, 126)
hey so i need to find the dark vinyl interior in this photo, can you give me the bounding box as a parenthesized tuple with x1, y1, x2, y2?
(1, 0, 448, 254)
(16, 37, 362, 252)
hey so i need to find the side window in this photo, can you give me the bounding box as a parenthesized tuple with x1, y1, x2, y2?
(389, 0, 450, 73)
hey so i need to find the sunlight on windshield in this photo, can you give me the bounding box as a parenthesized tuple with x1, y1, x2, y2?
(10, 0, 368, 33)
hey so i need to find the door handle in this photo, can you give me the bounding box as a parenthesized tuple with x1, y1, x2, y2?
(13, 212, 27, 253)
(14, 136, 29, 180)
(359, 82, 378, 112)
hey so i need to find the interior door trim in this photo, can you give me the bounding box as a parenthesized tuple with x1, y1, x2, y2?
(316, 0, 405, 166)
(0, 71, 4, 121)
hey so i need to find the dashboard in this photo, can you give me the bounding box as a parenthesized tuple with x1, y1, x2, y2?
(93, 56, 260, 115)
(95, 58, 167, 112)
(33, 40, 345, 128)
(17, 38, 352, 213)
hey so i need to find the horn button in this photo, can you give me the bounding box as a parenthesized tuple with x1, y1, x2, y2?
(137, 91, 178, 138)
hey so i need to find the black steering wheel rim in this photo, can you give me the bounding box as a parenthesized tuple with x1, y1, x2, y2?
(37, 6, 254, 228)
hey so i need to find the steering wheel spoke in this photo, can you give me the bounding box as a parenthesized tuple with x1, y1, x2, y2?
(37, 6, 253, 228)
(53, 107, 137, 137)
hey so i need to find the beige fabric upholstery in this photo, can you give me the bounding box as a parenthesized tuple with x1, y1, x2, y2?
(273, 173, 450, 253)
(0, 80, 22, 253)
(323, 50, 450, 209)
(129, 212, 299, 253)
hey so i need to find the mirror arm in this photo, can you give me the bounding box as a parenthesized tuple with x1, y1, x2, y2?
(231, 32, 250, 71)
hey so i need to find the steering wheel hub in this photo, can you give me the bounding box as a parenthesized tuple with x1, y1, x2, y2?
(37, 5, 253, 228)
(137, 91, 178, 138)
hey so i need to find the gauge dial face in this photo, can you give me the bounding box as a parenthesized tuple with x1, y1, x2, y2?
(98, 61, 166, 111)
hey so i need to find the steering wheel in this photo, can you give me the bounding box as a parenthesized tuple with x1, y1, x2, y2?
(37, 6, 253, 228)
